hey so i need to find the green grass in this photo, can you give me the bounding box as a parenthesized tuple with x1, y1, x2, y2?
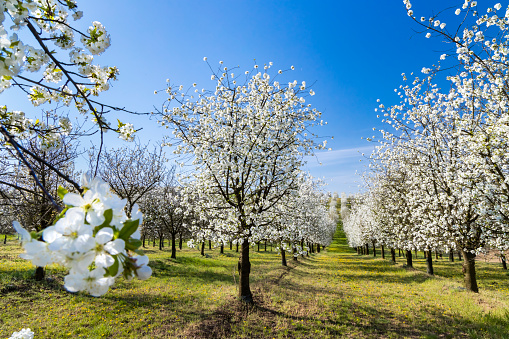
(1, 231, 508, 338)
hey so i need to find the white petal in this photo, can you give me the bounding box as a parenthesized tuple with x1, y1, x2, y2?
(95, 253, 114, 268)
(12, 221, 31, 243)
(105, 239, 125, 255)
(136, 265, 152, 280)
(95, 228, 113, 244)
(63, 193, 86, 207)
(42, 226, 61, 243)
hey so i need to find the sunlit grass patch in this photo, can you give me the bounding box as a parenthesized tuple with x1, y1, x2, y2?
(1, 231, 509, 338)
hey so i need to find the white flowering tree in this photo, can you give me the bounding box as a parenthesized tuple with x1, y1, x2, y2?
(159, 60, 326, 302)
(140, 173, 190, 259)
(360, 0, 509, 292)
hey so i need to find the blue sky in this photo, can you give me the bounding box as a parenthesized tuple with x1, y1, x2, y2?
(3, 0, 471, 194)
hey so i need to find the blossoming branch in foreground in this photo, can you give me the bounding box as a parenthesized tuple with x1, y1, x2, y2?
(13, 174, 151, 297)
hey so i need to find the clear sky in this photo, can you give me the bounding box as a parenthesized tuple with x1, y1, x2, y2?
(2, 0, 471, 195)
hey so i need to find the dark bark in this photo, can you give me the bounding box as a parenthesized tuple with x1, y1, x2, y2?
(426, 249, 434, 275)
(209, 240, 212, 250)
(317, 243, 320, 253)
(281, 248, 287, 266)
(391, 248, 396, 263)
(398, 249, 401, 257)
(142, 234, 146, 248)
(372, 242, 376, 257)
(264, 241, 267, 251)
(435, 251, 439, 260)
(257, 242, 260, 252)
(381, 245, 385, 259)
(458, 251, 462, 261)
(171, 233, 176, 259)
(35, 266, 45, 281)
(238, 239, 252, 302)
(201, 242, 205, 256)
(449, 251, 454, 262)
(357, 247, 360, 255)
(406, 250, 413, 268)
(414, 249, 418, 259)
(3, 234, 6, 244)
(179, 236, 183, 250)
(293, 247, 298, 261)
(365, 244, 369, 256)
(220, 244, 224, 254)
(462, 250, 478, 292)
(501, 254, 507, 270)
(236, 243, 239, 252)
(152, 238, 155, 247)
(159, 235, 163, 250)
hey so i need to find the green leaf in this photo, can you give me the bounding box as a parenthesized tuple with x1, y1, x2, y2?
(93, 209, 113, 235)
(105, 256, 119, 277)
(57, 186, 68, 200)
(118, 219, 139, 240)
(125, 238, 142, 251)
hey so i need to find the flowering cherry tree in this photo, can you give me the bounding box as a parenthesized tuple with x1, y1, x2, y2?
(351, 0, 509, 292)
(159, 60, 326, 302)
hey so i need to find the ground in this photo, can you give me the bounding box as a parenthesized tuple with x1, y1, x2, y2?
(1, 230, 508, 338)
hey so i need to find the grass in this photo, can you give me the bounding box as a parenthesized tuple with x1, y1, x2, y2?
(1, 231, 509, 338)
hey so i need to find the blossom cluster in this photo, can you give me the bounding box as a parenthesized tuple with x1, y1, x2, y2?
(14, 175, 151, 297)
(1, 0, 133, 148)
(9, 328, 34, 339)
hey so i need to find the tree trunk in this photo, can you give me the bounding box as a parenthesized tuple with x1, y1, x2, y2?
(265, 241, 267, 251)
(201, 242, 205, 256)
(365, 244, 369, 255)
(426, 249, 434, 275)
(435, 251, 438, 260)
(152, 237, 155, 247)
(171, 233, 176, 259)
(220, 244, 224, 254)
(236, 243, 239, 253)
(257, 242, 260, 252)
(142, 234, 146, 248)
(381, 245, 385, 259)
(238, 239, 252, 302)
(391, 248, 396, 263)
(357, 247, 360, 255)
(159, 235, 163, 250)
(462, 250, 478, 293)
(449, 251, 454, 262)
(458, 251, 462, 261)
(35, 266, 45, 281)
(501, 254, 507, 270)
(406, 250, 413, 268)
(317, 243, 320, 253)
(414, 249, 418, 259)
(230, 241, 232, 250)
(398, 249, 401, 257)
(293, 247, 298, 261)
(3, 234, 6, 244)
(209, 240, 212, 250)
(372, 242, 376, 257)
(281, 248, 287, 266)
(179, 236, 183, 250)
